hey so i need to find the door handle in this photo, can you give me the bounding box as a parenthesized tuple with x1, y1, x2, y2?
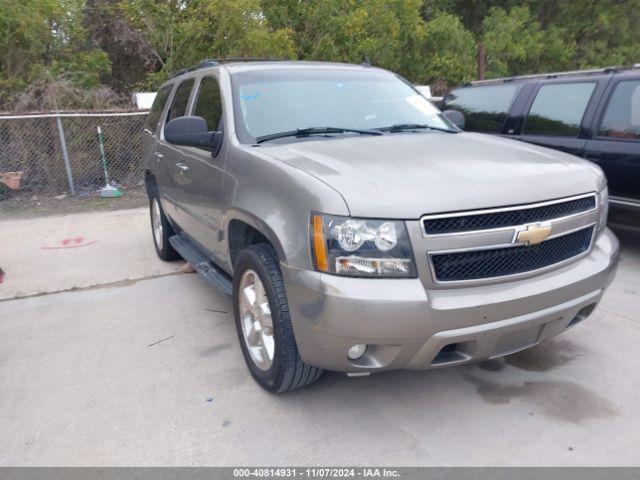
(153, 152, 163, 162)
(176, 163, 189, 173)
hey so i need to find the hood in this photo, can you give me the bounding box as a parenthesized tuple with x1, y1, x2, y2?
(261, 132, 604, 219)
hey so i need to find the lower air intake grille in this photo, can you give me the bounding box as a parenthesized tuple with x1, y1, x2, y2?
(431, 227, 594, 282)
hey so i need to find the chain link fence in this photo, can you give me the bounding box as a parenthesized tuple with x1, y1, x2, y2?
(0, 110, 149, 199)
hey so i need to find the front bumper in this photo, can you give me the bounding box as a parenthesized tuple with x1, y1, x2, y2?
(281, 228, 619, 372)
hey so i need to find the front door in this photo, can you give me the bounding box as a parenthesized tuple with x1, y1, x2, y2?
(176, 75, 227, 262)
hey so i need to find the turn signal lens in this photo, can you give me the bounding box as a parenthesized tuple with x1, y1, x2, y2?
(312, 214, 329, 272)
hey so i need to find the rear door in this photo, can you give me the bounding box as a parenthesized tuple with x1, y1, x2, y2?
(143, 84, 172, 162)
(516, 78, 607, 155)
(583, 76, 640, 204)
(144, 84, 173, 208)
(155, 77, 196, 229)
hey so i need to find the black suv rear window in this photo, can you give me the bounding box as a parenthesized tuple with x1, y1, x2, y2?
(442, 84, 522, 133)
(524, 82, 596, 136)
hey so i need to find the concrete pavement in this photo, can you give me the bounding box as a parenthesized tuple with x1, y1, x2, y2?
(0, 208, 639, 466)
(0, 208, 180, 300)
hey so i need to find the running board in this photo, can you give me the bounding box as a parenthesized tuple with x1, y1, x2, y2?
(169, 234, 233, 296)
(610, 196, 640, 210)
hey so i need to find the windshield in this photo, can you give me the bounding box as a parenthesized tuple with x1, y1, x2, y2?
(231, 68, 455, 143)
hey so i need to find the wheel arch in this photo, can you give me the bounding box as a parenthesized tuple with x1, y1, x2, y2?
(225, 208, 288, 270)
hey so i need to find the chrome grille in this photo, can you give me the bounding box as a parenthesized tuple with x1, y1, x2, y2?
(431, 226, 594, 282)
(423, 195, 596, 235)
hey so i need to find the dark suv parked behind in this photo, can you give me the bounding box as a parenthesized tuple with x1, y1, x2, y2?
(441, 66, 640, 211)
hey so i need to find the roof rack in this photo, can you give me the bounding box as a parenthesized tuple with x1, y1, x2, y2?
(172, 58, 289, 78)
(468, 64, 640, 86)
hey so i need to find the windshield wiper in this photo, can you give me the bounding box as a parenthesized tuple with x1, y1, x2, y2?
(255, 127, 383, 144)
(379, 123, 457, 134)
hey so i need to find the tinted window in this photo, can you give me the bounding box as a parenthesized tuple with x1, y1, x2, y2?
(146, 85, 172, 131)
(524, 82, 596, 136)
(193, 77, 223, 131)
(166, 79, 195, 123)
(599, 80, 640, 140)
(442, 84, 523, 132)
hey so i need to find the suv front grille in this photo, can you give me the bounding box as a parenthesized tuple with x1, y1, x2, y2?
(431, 226, 594, 282)
(423, 195, 596, 235)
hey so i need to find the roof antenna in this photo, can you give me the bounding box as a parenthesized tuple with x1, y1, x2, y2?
(362, 55, 371, 66)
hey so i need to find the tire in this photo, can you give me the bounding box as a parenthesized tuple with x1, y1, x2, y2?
(233, 243, 323, 393)
(148, 185, 180, 261)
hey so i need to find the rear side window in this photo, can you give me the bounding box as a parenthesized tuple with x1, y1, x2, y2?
(442, 84, 522, 133)
(166, 79, 195, 124)
(598, 80, 640, 140)
(146, 85, 172, 132)
(524, 82, 596, 136)
(193, 77, 223, 131)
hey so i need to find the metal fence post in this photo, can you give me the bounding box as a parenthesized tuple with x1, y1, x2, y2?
(55, 114, 76, 196)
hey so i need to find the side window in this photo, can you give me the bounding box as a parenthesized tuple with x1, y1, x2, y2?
(193, 77, 223, 131)
(166, 79, 195, 124)
(598, 80, 640, 140)
(145, 85, 172, 131)
(524, 82, 596, 136)
(441, 84, 523, 133)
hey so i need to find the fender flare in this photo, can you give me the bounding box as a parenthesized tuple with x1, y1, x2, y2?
(224, 208, 288, 265)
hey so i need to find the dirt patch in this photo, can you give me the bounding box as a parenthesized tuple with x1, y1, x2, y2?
(200, 343, 232, 357)
(0, 189, 147, 219)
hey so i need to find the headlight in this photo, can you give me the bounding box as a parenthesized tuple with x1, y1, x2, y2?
(311, 214, 416, 277)
(597, 187, 609, 235)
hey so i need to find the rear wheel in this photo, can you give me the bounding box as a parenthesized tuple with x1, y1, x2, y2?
(149, 188, 179, 261)
(233, 243, 323, 393)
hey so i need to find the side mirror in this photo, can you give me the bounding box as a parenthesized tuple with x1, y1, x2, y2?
(164, 116, 222, 153)
(443, 109, 465, 130)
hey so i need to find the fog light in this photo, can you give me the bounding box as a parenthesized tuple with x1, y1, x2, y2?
(347, 344, 367, 360)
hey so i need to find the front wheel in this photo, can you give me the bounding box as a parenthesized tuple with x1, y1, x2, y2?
(233, 243, 323, 393)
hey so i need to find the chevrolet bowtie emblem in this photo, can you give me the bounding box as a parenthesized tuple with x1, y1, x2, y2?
(516, 224, 552, 245)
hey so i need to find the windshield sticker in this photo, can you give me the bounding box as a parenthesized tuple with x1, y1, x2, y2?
(405, 95, 438, 116)
(241, 93, 260, 101)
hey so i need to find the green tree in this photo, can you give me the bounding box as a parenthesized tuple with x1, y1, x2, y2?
(263, 0, 428, 80)
(420, 12, 475, 90)
(121, 0, 296, 89)
(0, 0, 112, 109)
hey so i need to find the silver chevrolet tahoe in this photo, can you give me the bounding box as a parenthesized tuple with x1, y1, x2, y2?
(143, 60, 619, 393)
